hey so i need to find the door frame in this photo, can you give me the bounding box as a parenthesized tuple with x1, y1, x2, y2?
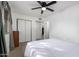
(17, 19, 32, 42)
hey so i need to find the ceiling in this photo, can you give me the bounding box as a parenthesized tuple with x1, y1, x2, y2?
(8, 1, 79, 18)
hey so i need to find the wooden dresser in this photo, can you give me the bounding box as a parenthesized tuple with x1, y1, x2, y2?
(13, 31, 19, 48)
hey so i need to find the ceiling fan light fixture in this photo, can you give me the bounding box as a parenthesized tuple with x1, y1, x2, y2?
(42, 7, 46, 11)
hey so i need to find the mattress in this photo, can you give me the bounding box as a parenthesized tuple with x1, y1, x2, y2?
(24, 38, 79, 57)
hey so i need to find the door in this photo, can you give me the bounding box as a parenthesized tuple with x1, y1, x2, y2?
(18, 20, 26, 42)
(18, 20, 32, 42)
(36, 21, 42, 40)
(25, 21, 32, 41)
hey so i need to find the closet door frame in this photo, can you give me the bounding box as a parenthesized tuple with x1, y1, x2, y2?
(17, 19, 32, 42)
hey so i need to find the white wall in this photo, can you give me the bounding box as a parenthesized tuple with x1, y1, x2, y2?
(47, 4, 79, 43)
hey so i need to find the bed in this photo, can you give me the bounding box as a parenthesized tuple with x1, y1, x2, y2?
(24, 38, 79, 57)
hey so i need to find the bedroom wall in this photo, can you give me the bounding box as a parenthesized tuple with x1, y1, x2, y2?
(47, 4, 79, 43)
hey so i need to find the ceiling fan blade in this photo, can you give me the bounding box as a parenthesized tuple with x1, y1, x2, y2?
(37, 1, 43, 7)
(46, 8, 54, 12)
(32, 7, 42, 10)
(46, 1, 56, 6)
(41, 10, 43, 14)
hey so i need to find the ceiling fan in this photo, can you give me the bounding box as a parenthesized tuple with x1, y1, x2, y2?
(32, 1, 57, 14)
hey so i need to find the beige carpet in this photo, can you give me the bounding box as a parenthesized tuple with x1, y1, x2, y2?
(8, 42, 27, 57)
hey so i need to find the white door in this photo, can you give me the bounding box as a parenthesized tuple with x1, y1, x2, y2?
(18, 20, 32, 42)
(18, 20, 26, 42)
(36, 21, 42, 40)
(25, 21, 32, 41)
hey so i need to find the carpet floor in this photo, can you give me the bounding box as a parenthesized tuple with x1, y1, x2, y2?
(8, 42, 27, 57)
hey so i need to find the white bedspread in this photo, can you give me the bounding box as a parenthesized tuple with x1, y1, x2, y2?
(24, 39, 79, 57)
